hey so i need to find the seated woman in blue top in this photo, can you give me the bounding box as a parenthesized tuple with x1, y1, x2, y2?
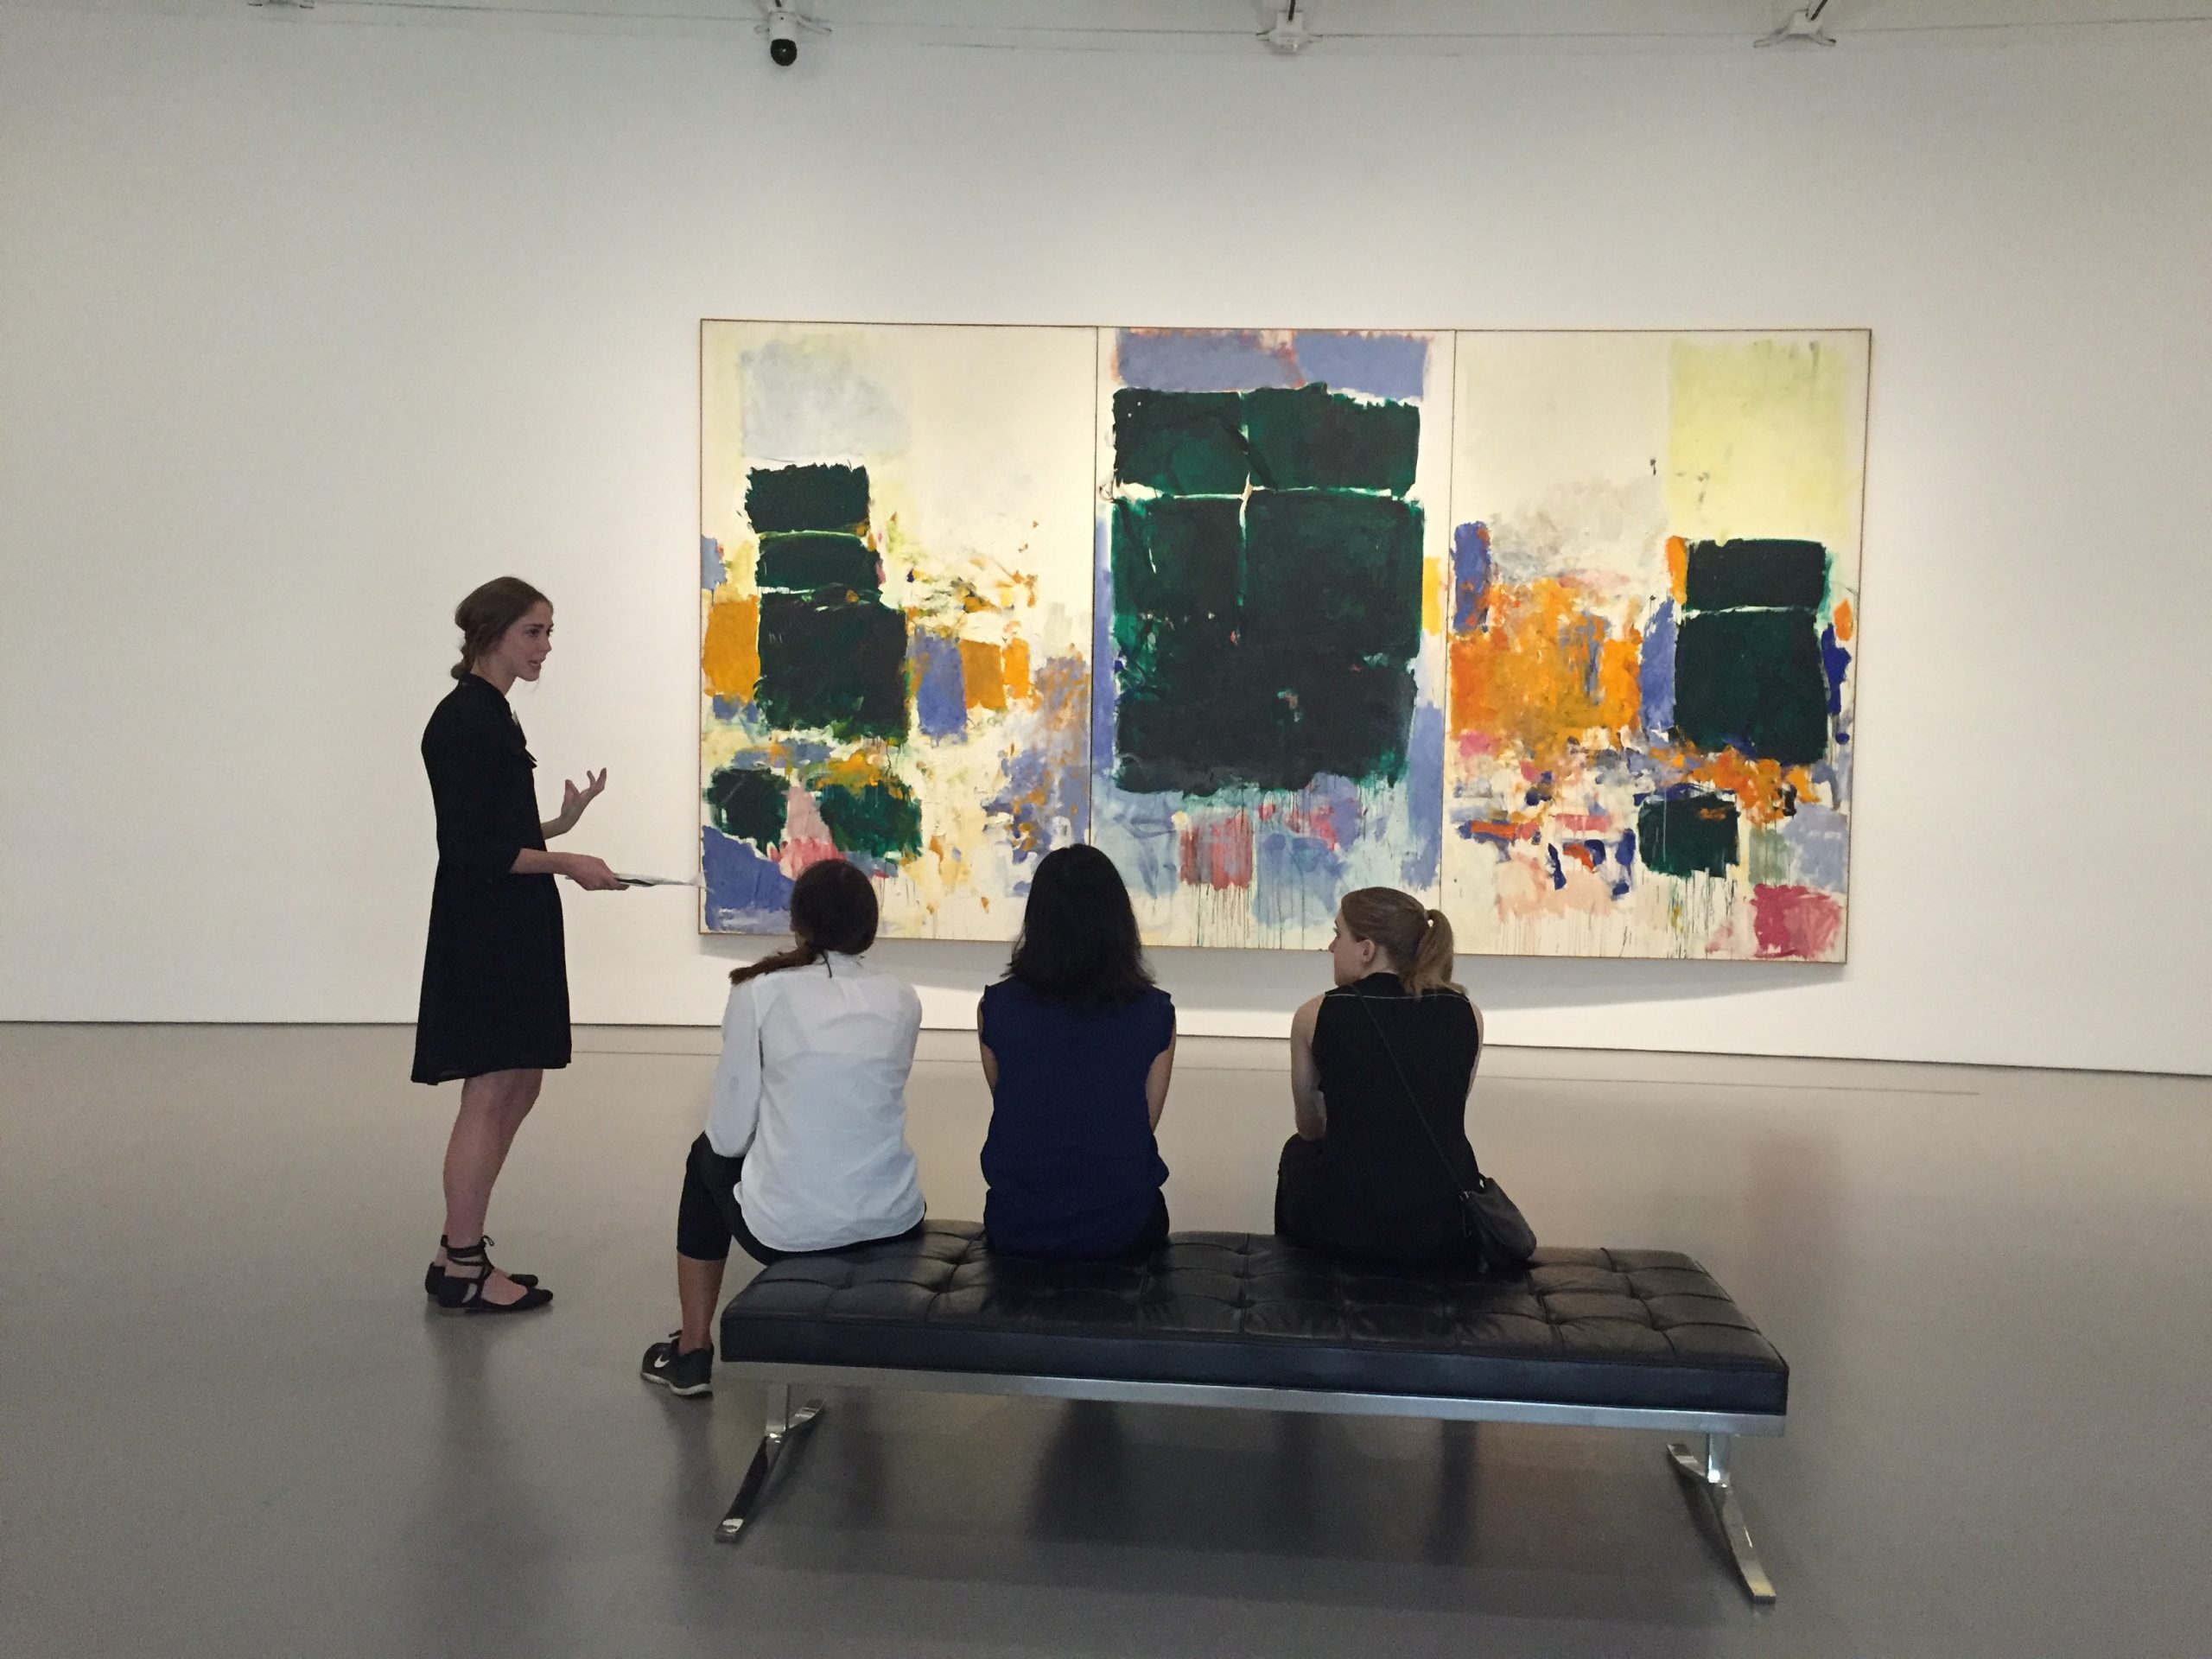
(977, 845, 1176, 1258)
(1274, 887, 1488, 1266)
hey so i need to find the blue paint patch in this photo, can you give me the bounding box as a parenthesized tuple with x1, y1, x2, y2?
(701, 826, 794, 929)
(1612, 830, 1637, 897)
(1452, 522, 1492, 631)
(709, 696, 748, 722)
(1091, 517, 1116, 777)
(1116, 328, 1299, 393)
(1781, 804, 1849, 891)
(1820, 624, 1851, 718)
(1401, 703, 1445, 887)
(1641, 600, 1677, 734)
(1106, 791, 1182, 901)
(911, 632, 966, 739)
(986, 742, 1076, 863)
(1298, 773, 1365, 852)
(1255, 830, 1346, 933)
(701, 536, 725, 592)
(1289, 332, 1429, 403)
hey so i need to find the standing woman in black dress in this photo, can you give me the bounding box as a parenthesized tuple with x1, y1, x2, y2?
(415, 576, 625, 1313)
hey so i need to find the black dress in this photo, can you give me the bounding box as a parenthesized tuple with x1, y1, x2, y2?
(411, 675, 570, 1084)
(1274, 972, 1483, 1264)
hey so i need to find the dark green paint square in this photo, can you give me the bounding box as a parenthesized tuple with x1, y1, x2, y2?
(1243, 385, 1419, 495)
(1109, 496, 1242, 654)
(1684, 540, 1828, 612)
(1637, 792, 1741, 878)
(703, 765, 789, 848)
(1243, 491, 1423, 664)
(817, 779, 923, 861)
(746, 464, 870, 534)
(1673, 608, 1829, 764)
(755, 593, 908, 741)
(755, 532, 879, 596)
(1113, 389, 1249, 494)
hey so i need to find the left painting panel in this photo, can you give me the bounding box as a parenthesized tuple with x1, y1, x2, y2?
(700, 322, 1096, 938)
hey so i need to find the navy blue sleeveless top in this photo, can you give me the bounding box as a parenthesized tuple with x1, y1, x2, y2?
(978, 980, 1174, 1257)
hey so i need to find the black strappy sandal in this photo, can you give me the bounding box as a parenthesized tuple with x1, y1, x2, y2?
(433, 1236, 552, 1314)
(423, 1235, 538, 1301)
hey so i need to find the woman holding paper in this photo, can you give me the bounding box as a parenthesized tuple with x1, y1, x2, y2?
(413, 576, 624, 1313)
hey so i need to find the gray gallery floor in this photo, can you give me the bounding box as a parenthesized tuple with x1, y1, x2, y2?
(3, 1023, 2208, 1659)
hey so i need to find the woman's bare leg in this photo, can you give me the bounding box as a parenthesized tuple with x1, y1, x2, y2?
(677, 1255, 727, 1353)
(437, 1068, 543, 1303)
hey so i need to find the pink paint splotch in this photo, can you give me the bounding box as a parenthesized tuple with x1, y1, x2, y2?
(1752, 885, 1843, 960)
(1179, 813, 1255, 891)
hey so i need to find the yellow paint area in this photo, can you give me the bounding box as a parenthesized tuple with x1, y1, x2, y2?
(1667, 339, 1857, 550)
(1001, 637, 1033, 704)
(959, 639, 1007, 711)
(1421, 556, 1441, 634)
(1449, 579, 1641, 763)
(701, 593, 759, 702)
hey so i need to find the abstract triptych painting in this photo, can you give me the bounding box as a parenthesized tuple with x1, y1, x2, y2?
(702, 322, 1866, 962)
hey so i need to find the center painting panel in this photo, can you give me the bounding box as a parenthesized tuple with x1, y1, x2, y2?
(1092, 330, 1452, 948)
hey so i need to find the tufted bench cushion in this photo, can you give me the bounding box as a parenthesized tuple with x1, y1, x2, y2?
(720, 1220, 1788, 1417)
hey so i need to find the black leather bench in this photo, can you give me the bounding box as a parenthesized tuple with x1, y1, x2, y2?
(716, 1221, 1788, 1600)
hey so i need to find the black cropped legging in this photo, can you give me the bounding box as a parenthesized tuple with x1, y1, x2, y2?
(676, 1133, 921, 1266)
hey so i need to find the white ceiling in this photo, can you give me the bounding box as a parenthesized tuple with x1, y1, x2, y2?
(20, 0, 2212, 49)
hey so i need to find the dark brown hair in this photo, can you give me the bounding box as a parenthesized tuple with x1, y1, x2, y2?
(1004, 845, 1154, 1011)
(730, 859, 880, 986)
(1339, 887, 1462, 995)
(452, 576, 550, 681)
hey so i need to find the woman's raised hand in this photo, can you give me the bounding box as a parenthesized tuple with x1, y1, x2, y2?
(547, 767, 608, 837)
(557, 852, 628, 891)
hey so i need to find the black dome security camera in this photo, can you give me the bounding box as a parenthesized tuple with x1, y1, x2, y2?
(767, 13, 798, 66)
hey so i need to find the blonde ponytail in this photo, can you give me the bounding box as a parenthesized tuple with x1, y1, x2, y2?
(1338, 888, 1464, 996)
(1406, 907, 1459, 994)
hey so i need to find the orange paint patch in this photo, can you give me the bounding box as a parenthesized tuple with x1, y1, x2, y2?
(1459, 817, 1541, 843)
(701, 593, 759, 703)
(1666, 536, 1689, 606)
(812, 752, 892, 793)
(1001, 638, 1033, 705)
(958, 639, 1007, 712)
(1655, 743, 1820, 827)
(1833, 598, 1854, 643)
(1447, 578, 1641, 764)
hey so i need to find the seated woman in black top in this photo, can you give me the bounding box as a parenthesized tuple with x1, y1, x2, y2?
(1275, 887, 1487, 1265)
(977, 846, 1176, 1258)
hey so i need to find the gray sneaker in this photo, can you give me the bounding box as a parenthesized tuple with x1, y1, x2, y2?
(640, 1334, 713, 1397)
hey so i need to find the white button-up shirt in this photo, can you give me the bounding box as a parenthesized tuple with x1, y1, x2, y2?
(703, 952, 926, 1252)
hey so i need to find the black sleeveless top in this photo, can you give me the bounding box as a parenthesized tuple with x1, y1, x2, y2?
(1277, 972, 1483, 1263)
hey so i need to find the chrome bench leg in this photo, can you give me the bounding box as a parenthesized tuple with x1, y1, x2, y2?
(715, 1383, 826, 1544)
(1667, 1433, 1776, 1604)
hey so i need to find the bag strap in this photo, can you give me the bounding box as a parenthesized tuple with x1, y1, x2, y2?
(1349, 986, 1490, 1196)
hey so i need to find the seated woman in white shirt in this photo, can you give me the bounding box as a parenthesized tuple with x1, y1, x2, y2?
(640, 858, 926, 1398)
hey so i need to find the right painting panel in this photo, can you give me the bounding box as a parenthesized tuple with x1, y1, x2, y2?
(1443, 332, 1868, 961)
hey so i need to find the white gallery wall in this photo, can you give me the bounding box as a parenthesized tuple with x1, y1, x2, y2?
(3, 3, 2209, 1072)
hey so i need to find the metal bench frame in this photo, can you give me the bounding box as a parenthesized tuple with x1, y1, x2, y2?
(715, 1359, 1783, 1603)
